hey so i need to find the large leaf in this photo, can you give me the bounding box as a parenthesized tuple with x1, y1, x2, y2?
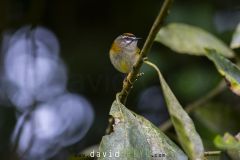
(144, 60, 205, 159)
(231, 22, 240, 49)
(214, 133, 240, 160)
(205, 49, 240, 96)
(99, 100, 187, 160)
(155, 23, 234, 58)
(156, 66, 205, 160)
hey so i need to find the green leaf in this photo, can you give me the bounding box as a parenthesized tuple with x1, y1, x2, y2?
(214, 133, 240, 160)
(205, 49, 240, 96)
(156, 66, 205, 160)
(231, 23, 240, 49)
(144, 60, 204, 159)
(214, 133, 240, 150)
(99, 100, 187, 160)
(155, 23, 234, 58)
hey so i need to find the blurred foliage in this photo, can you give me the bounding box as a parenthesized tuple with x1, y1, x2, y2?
(193, 102, 240, 149)
(0, 0, 240, 159)
(214, 133, 240, 160)
(155, 23, 234, 57)
(206, 49, 240, 96)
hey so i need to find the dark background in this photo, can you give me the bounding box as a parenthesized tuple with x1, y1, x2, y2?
(0, 0, 240, 159)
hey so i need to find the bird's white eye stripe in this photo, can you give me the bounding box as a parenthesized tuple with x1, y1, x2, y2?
(122, 36, 135, 40)
(122, 35, 129, 39)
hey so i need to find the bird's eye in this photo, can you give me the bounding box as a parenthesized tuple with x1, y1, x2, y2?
(124, 37, 132, 41)
(124, 35, 136, 41)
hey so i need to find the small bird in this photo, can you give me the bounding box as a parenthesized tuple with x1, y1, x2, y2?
(109, 33, 141, 73)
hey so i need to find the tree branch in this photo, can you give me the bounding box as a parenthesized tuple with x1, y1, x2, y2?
(118, 0, 173, 104)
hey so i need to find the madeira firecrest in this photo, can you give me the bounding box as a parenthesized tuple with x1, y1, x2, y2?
(109, 33, 140, 73)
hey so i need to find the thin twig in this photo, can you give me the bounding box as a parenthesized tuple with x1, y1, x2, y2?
(204, 151, 221, 156)
(160, 80, 226, 131)
(118, 0, 173, 104)
(106, 0, 173, 134)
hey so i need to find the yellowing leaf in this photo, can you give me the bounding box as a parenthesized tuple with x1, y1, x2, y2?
(99, 100, 187, 160)
(155, 23, 234, 58)
(206, 49, 240, 96)
(214, 133, 240, 160)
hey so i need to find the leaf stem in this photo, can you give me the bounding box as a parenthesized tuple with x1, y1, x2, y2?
(144, 59, 163, 80)
(160, 80, 226, 131)
(204, 151, 221, 156)
(118, 0, 173, 104)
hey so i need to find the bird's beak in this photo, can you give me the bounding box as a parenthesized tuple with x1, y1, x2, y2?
(134, 37, 142, 41)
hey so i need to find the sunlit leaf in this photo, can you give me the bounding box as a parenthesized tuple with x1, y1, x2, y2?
(214, 133, 240, 160)
(155, 23, 234, 58)
(205, 49, 240, 96)
(231, 23, 240, 49)
(156, 66, 205, 160)
(99, 100, 187, 160)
